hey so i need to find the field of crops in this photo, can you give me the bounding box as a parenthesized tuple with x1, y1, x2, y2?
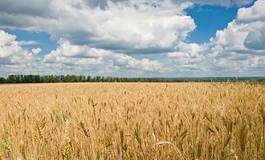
(0, 83, 264, 159)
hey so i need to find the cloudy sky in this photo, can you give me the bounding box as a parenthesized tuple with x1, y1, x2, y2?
(0, 0, 264, 77)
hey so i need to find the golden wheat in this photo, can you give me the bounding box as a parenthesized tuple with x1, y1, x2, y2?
(0, 83, 264, 160)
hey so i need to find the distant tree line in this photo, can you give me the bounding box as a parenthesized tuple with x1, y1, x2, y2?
(0, 75, 174, 83)
(0, 75, 264, 83)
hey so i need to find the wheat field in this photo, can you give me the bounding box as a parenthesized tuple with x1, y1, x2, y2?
(0, 83, 264, 160)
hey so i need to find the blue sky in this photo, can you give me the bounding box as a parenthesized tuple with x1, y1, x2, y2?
(186, 5, 238, 43)
(4, 29, 57, 55)
(0, 0, 264, 77)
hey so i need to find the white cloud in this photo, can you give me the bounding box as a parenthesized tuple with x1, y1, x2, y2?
(110, 53, 162, 72)
(238, 0, 265, 50)
(168, 42, 206, 63)
(0, 0, 191, 76)
(0, 31, 163, 76)
(0, 30, 45, 76)
(208, 0, 265, 74)
(244, 26, 265, 50)
(44, 40, 163, 73)
(167, 42, 207, 72)
(237, 0, 265, 22)
(0, 0, 52, 17)
(0, 0, 195, 52)
(31, 48, 42, 55)
(0, 30, 37, 60)
(18, 40, 40, 46)
(0, 0, 264, 77)
(210, 0, 265, 54)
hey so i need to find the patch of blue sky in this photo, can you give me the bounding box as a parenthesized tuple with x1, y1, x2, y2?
(186, 5, 238, 44)
(186, 0, 257, 44)
(4, 28, 57, 55)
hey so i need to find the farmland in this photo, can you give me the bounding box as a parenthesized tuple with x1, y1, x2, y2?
(0, 83, 264, 159)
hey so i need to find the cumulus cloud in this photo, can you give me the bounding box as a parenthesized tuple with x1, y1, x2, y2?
(44, 40, 163, 73)
(244, 27, 265, 50)
(0, 30, 44, 75)
(167, 42, 206, 69)
(0, 0, 52, 17)
(0, 0, 192, 76)
(0, 0, 195, 53)
(239, 0, 265, 50)
(237, 0, 265, 22)
(0, 30, 162, 76)
(0, 30, 38, 60)
(210, 0, 265, 55)
(0, 0, 264, 77)
(208, 0, 265, 74)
